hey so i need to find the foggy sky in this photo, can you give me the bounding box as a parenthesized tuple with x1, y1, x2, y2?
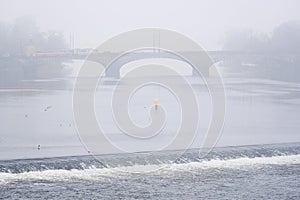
(0, 0, 300, 50)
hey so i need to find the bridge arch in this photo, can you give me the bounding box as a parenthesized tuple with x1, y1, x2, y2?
(102, 51, 211, 79)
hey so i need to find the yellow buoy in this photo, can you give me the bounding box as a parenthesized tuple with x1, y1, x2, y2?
(154, 99, 158, 110)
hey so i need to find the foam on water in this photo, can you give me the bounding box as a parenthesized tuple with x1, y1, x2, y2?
(0, 154, 299, 185)
(1, 142, 300, 173)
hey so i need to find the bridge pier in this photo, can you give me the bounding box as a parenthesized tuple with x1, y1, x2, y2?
(105, 62, 120, 79)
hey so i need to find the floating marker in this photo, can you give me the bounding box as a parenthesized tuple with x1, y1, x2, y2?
(154, 99, 158, 110)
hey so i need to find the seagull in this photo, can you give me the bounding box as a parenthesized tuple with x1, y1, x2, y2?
(44, 106, 52, 111)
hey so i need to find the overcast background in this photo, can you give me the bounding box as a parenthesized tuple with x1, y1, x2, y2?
(1, 0, 300, 50)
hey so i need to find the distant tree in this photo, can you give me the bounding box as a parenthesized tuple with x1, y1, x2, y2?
(46, 31, 66, 51)
(223, 20, 300, 54)
(0, 16, 67, 56)
(271, 21, 300, 53)
(223, 29, 269, 52)
(0, 22, 10, 56)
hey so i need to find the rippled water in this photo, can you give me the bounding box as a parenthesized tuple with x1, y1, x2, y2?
(0, 143, 299, 199)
